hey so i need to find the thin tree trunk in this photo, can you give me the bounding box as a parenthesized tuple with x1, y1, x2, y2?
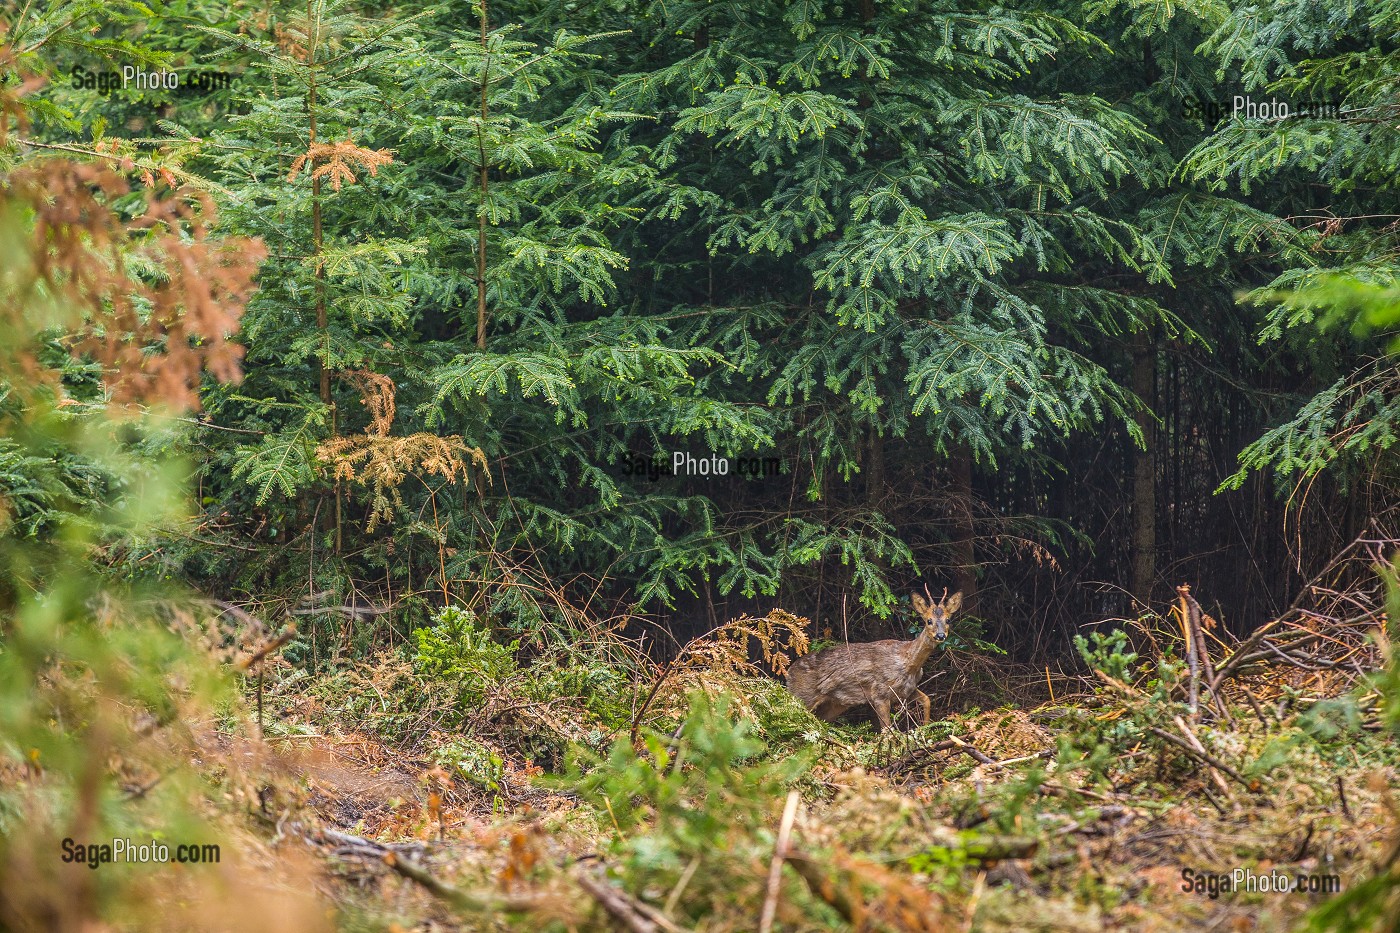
(475, 0, 491, 349)
(1129, 331, 1156, 606)
(857, 0, 874, 109)
(307, 8, 327, 408)
(949, 444, 977, 608)
(306, 0, 340, 553)
(866, 423, 884, 508)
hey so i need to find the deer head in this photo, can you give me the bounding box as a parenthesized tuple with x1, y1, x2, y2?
(911, 585, 962, 642)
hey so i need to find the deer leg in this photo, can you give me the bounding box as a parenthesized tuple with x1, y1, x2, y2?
(915, 690, 931, 726)
(873, 698, 892, 732)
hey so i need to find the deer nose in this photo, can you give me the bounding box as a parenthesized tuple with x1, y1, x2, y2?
(935, 631, 947, 641)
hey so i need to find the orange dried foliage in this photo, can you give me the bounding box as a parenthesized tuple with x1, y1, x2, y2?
(287, 136, 394, 191)
(1, 55, 266, 413)
(343, 369, 397, 437)
(270, 22, 310, 62)
(0, 52, 264, 411)
(499, 829, 542, 892)
(316, 371, 488, 531)
(7, 159, 266, 411)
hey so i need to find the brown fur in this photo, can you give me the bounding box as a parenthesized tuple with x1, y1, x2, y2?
(786, 591, 962, 731)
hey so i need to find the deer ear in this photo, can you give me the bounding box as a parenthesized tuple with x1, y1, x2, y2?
(911, 591, 931, 614)
(943, 592, 963, 614)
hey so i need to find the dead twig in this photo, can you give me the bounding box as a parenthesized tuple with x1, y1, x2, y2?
(1092, 668, 1141, 696)
(935, 735, 996, 764)
(1037, 782, 1133, 805)
(628, 657, 677, 745)
(1179, 586, 1235, 727)
(293, 589, 391, 621)
(630, 898, 689, 933)
(1241, 684, 1271, 727)
(663, 857, 700, 918)
(235, 622, 297, 672)
(1179, 586, 1201, 722)
(1291, 819, 1315, 862)
(122, 770, 170, 801)
(1209, 617, 1289, 690)
(886, 735, 1000, 775)
(982, 749, 1056, 771)
(1172, 714, 1232, 796)
(1051, 805, 1136, 838)
(759, 791, 800, 933)
(237, 621, 297, 738)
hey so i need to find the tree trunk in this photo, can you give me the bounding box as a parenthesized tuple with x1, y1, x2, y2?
(866, 423, 884, 509)
(1129, 332, 1156, 606)
(949, 444, 977, 609)
(475, 0, 491, 349)
(306, 0, 341, 554)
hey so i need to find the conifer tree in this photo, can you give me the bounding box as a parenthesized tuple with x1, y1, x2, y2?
(193, 1, 766, 627)
(1180, 0, 1400, 487)
(519, 0, 1235, 618)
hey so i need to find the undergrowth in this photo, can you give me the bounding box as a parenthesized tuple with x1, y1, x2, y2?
(235, 585, 1400, 933)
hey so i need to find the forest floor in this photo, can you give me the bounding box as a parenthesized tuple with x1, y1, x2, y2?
(216, 595, 1399, 933)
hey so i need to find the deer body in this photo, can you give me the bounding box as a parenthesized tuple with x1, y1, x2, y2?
(786, 591, 961, 731)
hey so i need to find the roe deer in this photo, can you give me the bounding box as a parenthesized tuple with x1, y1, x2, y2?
(786, 588, 962, 731)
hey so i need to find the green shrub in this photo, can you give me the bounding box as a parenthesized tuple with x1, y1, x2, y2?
(432, 736, 508, 800)
(1074, 628, 1140, 683)
(570, 694, 809, 876)
(520, 650, 632, 732)
(413, 607, 518, 709)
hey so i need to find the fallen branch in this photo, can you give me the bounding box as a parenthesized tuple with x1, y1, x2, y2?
(212, 599, 265, 630)
(313, 828, 536, 913)
(1172, 714, 1232, 796)
(578, 872, 689, 933)
(1178, 585, 1234, 727)
(294, 589, 391, 621)
(983, 749, 1056, 771)
(887, 735, 1000, 774)
(931, 735, 995, 764)
(783, 848, 861, 927)
(1179, 586, 1201, 721)
(1148, 727, 1254, 792)
(384, 850, 506, 912)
